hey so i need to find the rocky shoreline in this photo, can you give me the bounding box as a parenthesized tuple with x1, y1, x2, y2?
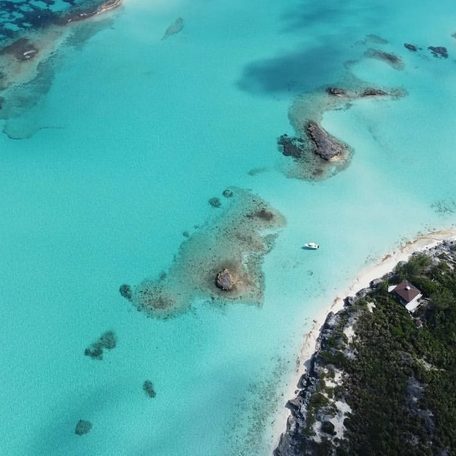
(275, 239, 456, 456)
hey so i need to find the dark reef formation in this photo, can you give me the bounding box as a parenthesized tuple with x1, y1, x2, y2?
(428, 46, 448, 59)
(119, 284, 133, 300)
(209, 197, 222, 208)
(275, 240, 456, 456)
(119, 188, 285, 319)
(84, 330, 117, 360)
(305, 121, 347, 161)
(404, 43, 418, 52)
(143, 380, 156, 398)
(75, 419, 92, 435)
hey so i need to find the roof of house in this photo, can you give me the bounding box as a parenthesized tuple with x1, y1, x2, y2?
(393, 280, 421, 303)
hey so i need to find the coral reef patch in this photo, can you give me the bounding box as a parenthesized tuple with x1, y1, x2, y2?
(75, 419, 92, 435)
(84, 330, 117, 360)
(428, 46, 448, 59)
(143, 380, 156, 398)
(119, 188, 285, 319)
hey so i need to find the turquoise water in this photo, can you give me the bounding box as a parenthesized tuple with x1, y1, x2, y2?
(1, 0, 456, 454)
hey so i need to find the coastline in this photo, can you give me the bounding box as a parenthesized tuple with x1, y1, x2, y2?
(271, 226, 456, 452)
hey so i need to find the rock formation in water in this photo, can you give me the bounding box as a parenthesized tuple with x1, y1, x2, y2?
(143, 380, 156, 398)
(215, 268, 236, 291)
(428, 46, 448, 58)
(404, 43, 418, 52)
(75, 419, 92, 435)
(209, 197, 222, 208)
(119, 284, 133, 300)
(84, 331, 117, 360)
(162, 17, 184, 40)
(305, 121, 348, 161)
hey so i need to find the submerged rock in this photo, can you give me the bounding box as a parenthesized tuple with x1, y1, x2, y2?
(277, 134, 305, 158)
(75, 419, 92, 436)
(360, 87, 388, 97)
(84, 331, 117, 360)
(119, 284, 133, 300)
(162, 17, 184, 40)
(404, 43, 418, 52)
(209, 197, 222, 208)
(222, 188, 234, 198)
(143, 380, 156, 398)
(428, 46, 448, 58)
(305, 121, 347, 161)
(215, 268, 236, 291)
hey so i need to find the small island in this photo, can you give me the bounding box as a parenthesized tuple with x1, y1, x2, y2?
(276, 239, 456, 455)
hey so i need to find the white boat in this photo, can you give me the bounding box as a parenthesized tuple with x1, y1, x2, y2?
(303, 242, 319, 250)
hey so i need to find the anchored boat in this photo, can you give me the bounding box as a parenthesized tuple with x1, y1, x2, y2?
(303, 242, 320, 250)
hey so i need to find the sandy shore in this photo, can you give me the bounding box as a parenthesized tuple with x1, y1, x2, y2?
(270, 226, 456, 452)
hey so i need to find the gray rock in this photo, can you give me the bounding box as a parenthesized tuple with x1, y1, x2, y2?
(75, 419, 92, 436)
(305, 121, 347, 161)
(215, 268, 235, 291)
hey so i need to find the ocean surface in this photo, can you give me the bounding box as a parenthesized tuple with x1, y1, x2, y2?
(1, 0, 456, 454)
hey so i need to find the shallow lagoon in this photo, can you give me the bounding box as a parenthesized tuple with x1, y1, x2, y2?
(1, 0, 456, 454)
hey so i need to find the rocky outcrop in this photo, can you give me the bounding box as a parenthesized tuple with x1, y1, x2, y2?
(275, 312, 344, 456)
(305, 121, 347, 161)
(215, 268, 236, 291)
